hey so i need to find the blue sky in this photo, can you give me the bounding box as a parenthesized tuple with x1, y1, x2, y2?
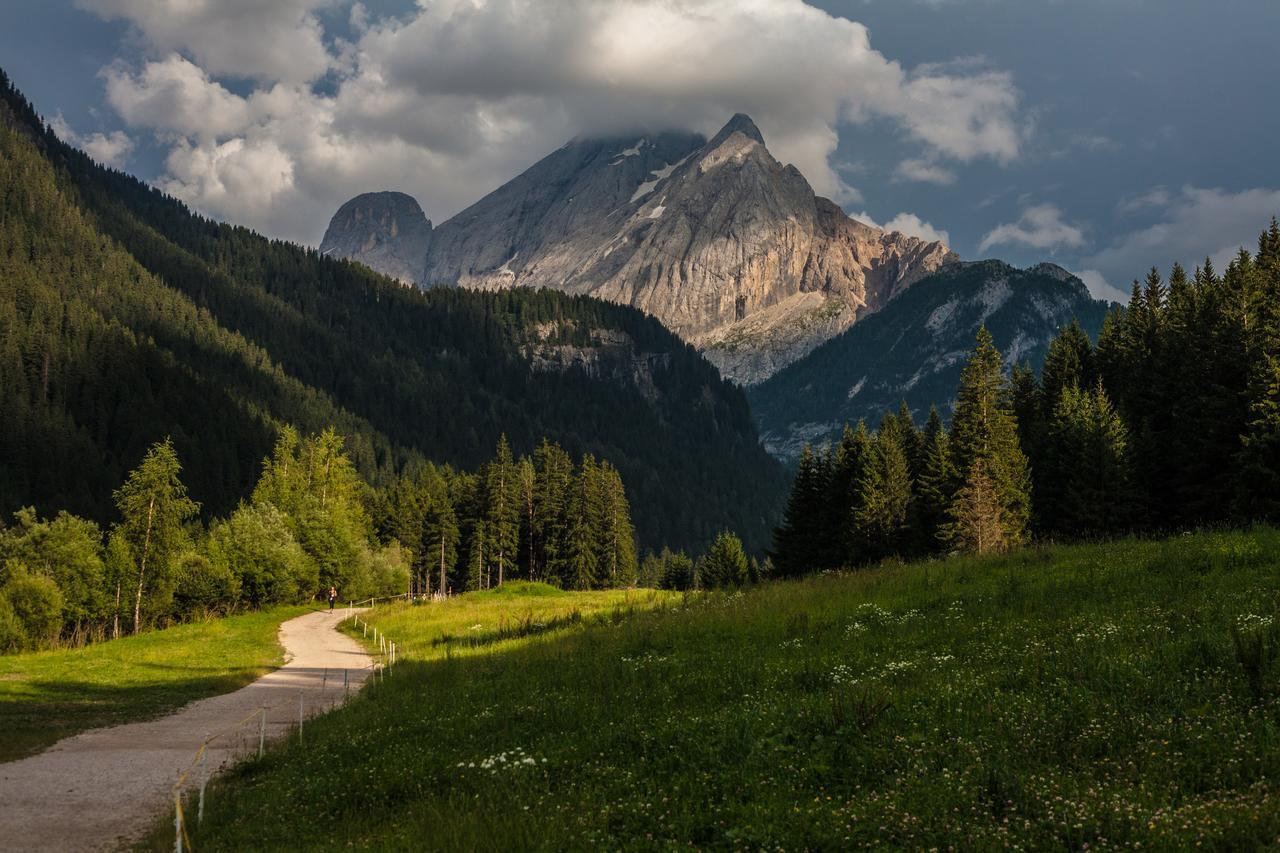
(3, 0, 1278, 301)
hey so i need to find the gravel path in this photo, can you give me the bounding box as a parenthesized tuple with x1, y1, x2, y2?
(0, 609, 373, 851)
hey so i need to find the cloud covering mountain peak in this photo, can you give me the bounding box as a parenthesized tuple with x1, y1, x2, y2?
(78, 0, 1025, 245)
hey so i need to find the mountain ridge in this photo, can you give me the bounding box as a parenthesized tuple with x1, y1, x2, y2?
(322, 115, 958, 384)
(747, 259, 1112, 460)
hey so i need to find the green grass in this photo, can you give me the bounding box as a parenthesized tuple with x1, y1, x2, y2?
(0, 606, 308, 762)
(163, 530, 1280, 850)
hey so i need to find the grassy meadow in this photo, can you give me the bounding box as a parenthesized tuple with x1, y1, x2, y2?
(0, 606, 307, 762)
(164, 531, 1279, 849)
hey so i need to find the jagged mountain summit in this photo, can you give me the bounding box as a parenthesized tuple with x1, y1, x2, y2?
(319, 191, 433, 286)
(747, 261, 1112, 461)
(323, 115, 957, 383)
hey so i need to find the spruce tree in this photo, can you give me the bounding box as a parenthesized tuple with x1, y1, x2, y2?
(770, 444, 828, 577)
(852, 427, 912, 561)
(914, 407, 956, 552)
(945, 459, 1006, 554)
(699, 531, 749, 589)
(829, 422, 872, 567)
(484, 436, 520, 587)
(948, 328, 1031, 548)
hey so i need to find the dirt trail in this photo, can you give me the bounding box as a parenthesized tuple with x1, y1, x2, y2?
(0, 609, 373, 851)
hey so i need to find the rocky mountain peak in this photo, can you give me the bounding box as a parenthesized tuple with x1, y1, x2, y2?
(325, 117, 959, 383)
(319, 191, 432, 285)
(709, 112, 766, 146)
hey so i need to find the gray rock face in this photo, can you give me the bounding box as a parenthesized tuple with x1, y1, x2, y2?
(319, 192, 432, 285)
(326, 116, 957, 383)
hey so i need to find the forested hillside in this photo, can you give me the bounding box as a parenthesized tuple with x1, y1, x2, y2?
(772, 224, 1280, 573)
(749, 261, 1110, 460)
(0, 69, 785, 554)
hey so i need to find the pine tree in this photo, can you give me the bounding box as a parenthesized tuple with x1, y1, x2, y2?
(484, 435, 520, 587)
(770, 444, 829, 577)
(948, 327, 1032, 548)
(699, 531, 749, 589)
(112, 438, 199, 633)
(830, 422, 872, 567)
(422, 490, 459, 596)
(914, 407, 956, 551)
(533, 440, 573, 583)
(945, 459, 1006, 554)
(852, 427, 912, 561)
(658, 550, 695, 591)
(1236, 220, 1280, 519)
(1042, 383, 1136, 536)
(564, 456, 601, 590)
(596, 461, 637, 588)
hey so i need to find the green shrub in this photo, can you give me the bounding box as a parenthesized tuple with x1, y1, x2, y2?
(3, 568, 64, 646)
(0, 592, 26, 652)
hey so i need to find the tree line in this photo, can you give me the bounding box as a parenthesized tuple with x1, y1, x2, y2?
(0, 427, 646, 653)
(772, 220, 1280, 573)
(374, 436, 639, 595)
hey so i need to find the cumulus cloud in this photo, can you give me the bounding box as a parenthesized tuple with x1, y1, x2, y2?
(895, 157, 956, 185)
(49, 113, 135, 168)
(76, 0, 333, 83)
(978, 204, 1086, 253)
(852, 211, 951, 246)
(84, 0, 1025, 245)
(1070, 269, 1130, 304)
(1086, 186, 1280, 283)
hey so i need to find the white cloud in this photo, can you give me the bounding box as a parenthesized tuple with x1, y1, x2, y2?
(104, 55, 251, 140)
(1087, 186, 1280, 283)
(1116, 186, 1171, 215)
(851, 211, 950, 246)
(76, 0, 334, 83)
(895, 157, 956, 185)
(978, 204, 1086, 253)
(1070, 269, 1129, 304)
(49, 113, 135, 168)
(84, 0, 1024, 245)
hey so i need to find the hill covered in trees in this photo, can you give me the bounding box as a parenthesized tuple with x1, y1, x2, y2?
(0, 69, 785, 555)
(749, 261, 1111, 461)
(772, 223, 1280, 573)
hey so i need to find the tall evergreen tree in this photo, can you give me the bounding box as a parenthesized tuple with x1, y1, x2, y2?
(852, 427, 913, 561)
(770, 444, 829, 578)
(484, 436, 520, 587)
(914, 407, 956, 551)
(948, 328, 1032, 548)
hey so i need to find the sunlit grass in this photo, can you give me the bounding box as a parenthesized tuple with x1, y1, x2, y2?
(344, 581, 681, 664)
(0, 606, 308, 762)
(164, 531, 1280, 849)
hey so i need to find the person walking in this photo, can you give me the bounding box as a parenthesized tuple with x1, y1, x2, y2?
(328, 585, 337, 610)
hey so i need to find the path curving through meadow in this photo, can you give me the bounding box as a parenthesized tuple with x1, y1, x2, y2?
(0, 609, 373, 852)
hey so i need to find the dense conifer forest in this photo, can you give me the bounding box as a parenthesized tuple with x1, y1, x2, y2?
(771, 222, 1280, 572)
(0, 68, 785, 557)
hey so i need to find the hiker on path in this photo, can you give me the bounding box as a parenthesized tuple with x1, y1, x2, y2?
(328, 586, 337, 610)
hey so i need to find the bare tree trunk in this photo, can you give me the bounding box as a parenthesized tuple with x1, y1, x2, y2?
(112, 581, 121, 640)
(439, 539, 446, 598)
(132, 496, 156, 636)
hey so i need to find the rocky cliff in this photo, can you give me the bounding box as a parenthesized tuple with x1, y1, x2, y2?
(326, 116, 957, 383)
(320, 191, 433, 286)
